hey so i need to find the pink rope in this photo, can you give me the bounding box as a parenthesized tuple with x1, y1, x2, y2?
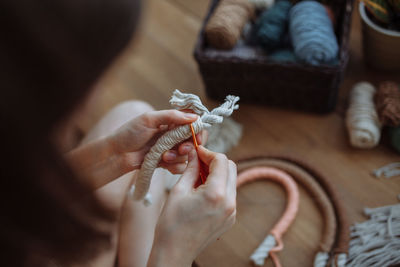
(237, 167, 300, 267)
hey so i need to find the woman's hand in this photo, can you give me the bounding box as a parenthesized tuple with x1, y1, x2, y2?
(148, 146, 237, 267)
(109, 109, 207, 174)
(67, 109, 206, 190)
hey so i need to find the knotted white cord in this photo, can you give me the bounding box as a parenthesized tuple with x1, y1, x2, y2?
(250, 234, 277, 266)
(131, 90, 239, 202)
(314, 251, 329, 267)
(346, 82, 381, 148)
(335, 253, 347, 267)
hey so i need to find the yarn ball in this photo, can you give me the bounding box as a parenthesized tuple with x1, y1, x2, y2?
(389, 126, 400, 153)
(289, 1, 339, 66)
(268, 49, 297, 62)
(374, 81, 400, 127)
(250, 0, 275, 10)
(346, 82, 381, 148)
(255, 0, 292, 51)
(205, 0, 254, 49)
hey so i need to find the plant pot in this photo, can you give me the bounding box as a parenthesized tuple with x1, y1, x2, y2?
(359, 2, 400, 71)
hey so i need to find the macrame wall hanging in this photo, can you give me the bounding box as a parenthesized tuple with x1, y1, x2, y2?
(130, 90, 240, 204)
(236, 155, 350, 267)
(237, 166, 300, 267)
(347, 202, 400, 267)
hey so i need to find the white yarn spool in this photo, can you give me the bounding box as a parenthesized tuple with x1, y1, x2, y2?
(345, 82, 381, 148)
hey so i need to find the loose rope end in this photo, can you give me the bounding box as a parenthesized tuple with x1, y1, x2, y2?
(313, 251, 329, 267)
(250, 234, 276, 266)
(129, 185, 153, 206)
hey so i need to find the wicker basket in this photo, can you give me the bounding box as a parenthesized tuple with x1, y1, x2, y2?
(194, 0, 354, 113)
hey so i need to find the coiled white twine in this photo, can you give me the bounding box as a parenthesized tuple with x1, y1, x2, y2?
(131, 89, 239, 203)
(250, 234, 276, 266)
(346, 82, 381, 148)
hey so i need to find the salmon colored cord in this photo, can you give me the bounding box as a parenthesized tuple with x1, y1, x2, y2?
(235, 155, 350, 266)
(237, 167, 299, 267)
(237, 158, 336, 253)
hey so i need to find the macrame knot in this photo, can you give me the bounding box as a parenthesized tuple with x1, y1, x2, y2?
(131, 90, 239, 203)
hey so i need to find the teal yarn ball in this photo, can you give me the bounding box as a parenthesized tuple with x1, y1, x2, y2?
(269, 49, 297, 62)
(255, 0, 292, 51)
(289, 1, 339, 66)
(389, 126, 400, 153)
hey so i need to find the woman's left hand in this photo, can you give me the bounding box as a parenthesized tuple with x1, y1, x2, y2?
(109, 109, 207, 174)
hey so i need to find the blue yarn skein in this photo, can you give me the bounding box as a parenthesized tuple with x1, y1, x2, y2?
(289, 1, 339, 66)
(256, 0, 292, 51)
(269, 49, 297, 62)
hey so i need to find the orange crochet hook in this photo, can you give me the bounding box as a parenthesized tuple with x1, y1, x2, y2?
(190, 124, 209, 188)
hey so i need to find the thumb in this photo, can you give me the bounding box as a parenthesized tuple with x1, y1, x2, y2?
(175, 150, 199, 192)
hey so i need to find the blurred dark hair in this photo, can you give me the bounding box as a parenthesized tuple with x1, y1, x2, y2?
(0, 0, 141, 265)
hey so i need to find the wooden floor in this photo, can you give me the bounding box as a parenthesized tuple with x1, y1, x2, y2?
(76, 1, 400, 266)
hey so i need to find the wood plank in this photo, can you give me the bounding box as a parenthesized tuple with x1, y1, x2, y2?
(71, 0, 400, 266)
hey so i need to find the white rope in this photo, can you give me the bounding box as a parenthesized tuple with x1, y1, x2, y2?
(128, 185, 152, 206)
(346, 203, 400, 267)
(346, 82, 381, 149)
(131, 90, 239, 202)
(314, 251, 329, 267)
(250, 234, 276, 266)
(335, 253, 347, 267)
(373, 162, 400, 178)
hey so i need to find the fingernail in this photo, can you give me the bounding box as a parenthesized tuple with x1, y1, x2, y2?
(164, 151, 177, 161)
(184, 113, 198, 119)
(182, 144, 193, 154)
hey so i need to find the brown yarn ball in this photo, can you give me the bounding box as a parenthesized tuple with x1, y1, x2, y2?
(375, 81, 400, 127)
(205, 0, 254, 49)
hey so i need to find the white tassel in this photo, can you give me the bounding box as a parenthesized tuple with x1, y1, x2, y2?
(314, 251, 329, 267)
(205, 117, 243, 153)
(335, 253, 347, 267)
(250, 234, 276, 266)
(347, 203, 400, 267)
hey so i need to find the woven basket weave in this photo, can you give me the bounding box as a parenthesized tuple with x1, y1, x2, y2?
(194, 0, 354, 113)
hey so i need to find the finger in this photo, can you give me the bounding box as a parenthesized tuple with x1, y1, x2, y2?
(197, 145, 217, 166)
(226, 160, 237, 204)
(198, 146, 229, 192)
(143, 110, 198, 129)
(162, 152, 188, 164)
(159, 162, 187, 175)
(178, 141, 194, 155)
(197, 130, 208, 145)
(174, 150, 199, 192)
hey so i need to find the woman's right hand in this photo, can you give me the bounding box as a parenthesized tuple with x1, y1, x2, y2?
(147, 146, 237, 267)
